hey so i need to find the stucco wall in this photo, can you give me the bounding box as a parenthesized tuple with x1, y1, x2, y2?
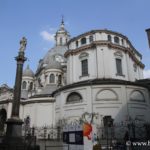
(55, 84, 150, 124)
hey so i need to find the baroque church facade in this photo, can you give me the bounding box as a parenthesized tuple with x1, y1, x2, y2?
(0, 20, 150, 130)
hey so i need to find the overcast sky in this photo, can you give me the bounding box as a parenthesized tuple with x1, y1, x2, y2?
(0, 0, 150, 87)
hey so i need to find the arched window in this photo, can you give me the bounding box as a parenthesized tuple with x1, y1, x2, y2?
(22, 81, 27, 89)
(81, 59, 88, 76)
(114, 36, 119, 44)
(130, 90, 145, 102)
(29, 82, 33, 90)
(58, 75, 62, 85)
(49, 74, 55, 83)
(66, 92, 82, 103)
(116, 58, 123, 75)
(89, 35, 93, 43)
(60, 37, 62, 45)
(96, 89, 118, 101)
(81, 37, 86, 45)
(0, 109, 7, 131)
(121, 39, 124, 46)
(76, 41, 78, 48)
(114, 51, 123, 76)
(108, 35, 112, 42)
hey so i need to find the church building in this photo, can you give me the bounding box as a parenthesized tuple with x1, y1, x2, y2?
(0, 19, 150, 132)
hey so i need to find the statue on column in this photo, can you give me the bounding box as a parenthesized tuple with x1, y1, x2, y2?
(19, 37, 27, 52)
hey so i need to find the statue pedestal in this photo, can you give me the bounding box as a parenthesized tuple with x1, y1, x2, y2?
(1, 118, 40, 149)
(6, 118, 23, 137)
(3, 118, 24, 145)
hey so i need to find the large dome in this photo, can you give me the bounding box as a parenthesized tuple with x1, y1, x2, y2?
(23, 65, 34, 77)
(45, 55, 62, 70)
(43, 46, 68, 64)
(36, 20, 69, 74)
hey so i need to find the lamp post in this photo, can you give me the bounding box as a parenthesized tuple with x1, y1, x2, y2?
(6, 37, 27, 140)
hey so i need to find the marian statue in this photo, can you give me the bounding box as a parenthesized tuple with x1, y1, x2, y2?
(19, 37, 27, 52)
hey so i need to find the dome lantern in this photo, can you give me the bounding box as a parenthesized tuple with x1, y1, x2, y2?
(55, 17, 70, 46)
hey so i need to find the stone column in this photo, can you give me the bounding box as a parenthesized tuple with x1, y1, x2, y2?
(6, 37, 27, 139)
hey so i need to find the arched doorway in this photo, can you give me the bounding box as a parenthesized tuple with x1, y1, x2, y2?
(0, 108, 7, 133)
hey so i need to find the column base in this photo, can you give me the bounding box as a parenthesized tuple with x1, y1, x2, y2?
(1, 118, 40, 149)
(3, 117, 23, 144)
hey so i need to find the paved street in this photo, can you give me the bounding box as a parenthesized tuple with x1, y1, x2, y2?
(37, 140, 65, 150)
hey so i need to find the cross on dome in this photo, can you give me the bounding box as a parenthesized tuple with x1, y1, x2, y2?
(55, 17, 70, 46)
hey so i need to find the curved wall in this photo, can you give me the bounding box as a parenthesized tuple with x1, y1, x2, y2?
(55, 81, 150, 124)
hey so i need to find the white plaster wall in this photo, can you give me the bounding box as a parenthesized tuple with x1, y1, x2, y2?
(55, 84, 150, 124)
(67, 56, 73, 84)
(36, 103, 54, 126)
(22, 103, 36, 126)
(126, 86, 150, 120)
(20, 102, 55, 127)
(67, 42, 144, 84)
(139, 67, 144, 79)
(56, 33, 69, 46)
(67, 31, 144, 84)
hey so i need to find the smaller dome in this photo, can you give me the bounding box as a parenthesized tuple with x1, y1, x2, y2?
(45, 56, 62, 70)
(23, 65, 34, 77)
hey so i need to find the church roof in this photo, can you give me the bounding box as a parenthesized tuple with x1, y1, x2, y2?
(45, 55, 62, 70)
(43, 46, 67, 64)
(36, 19, 69, 75)
(0, 84, 13, 93)
(23, 65, 34, 77)
(36, 45, 67, 75)
(68, 29, 142, 58)
(38, 84, 57, 95)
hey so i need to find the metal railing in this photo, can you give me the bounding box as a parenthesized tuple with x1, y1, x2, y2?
(96, 122, 150, 149)
(22, 126, 63, 141)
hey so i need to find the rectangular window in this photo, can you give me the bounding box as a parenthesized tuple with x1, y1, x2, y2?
(76, 41, 78, 48)
(116, 58, 123, 75)
(81, 59, 88, 76)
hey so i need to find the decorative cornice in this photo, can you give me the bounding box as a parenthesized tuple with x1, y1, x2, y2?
(67, 29, 142, 58)
(65, 41, 144, 68)
(0, 97, 55, 105)
(52, 78, 149, 96)
(20, 99, 55, 105)
(0, 99, 12, 104)
(68, 29, 128, 44)
(65, 43, 96, 57)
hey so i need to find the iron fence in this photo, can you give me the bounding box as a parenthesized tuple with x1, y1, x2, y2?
(22, 125, 63, 141)
(96, 122, 150, 149)
(1, 122, 150, 150)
